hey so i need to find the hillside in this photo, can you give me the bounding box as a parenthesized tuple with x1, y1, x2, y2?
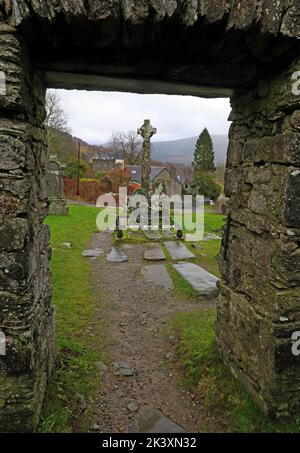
(151, 135, 228, 164)
(47, 128, 108, 164)
(48, 129, 228, 166)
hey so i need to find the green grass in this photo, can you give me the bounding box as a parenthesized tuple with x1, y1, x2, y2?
(172, 310, 300, 433)
(188, 240, 221, 277)
(39, 205, 104, 433)
(181, 208, 225, 235)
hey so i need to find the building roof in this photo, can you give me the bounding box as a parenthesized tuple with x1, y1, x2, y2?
(126, 165, 168, 182)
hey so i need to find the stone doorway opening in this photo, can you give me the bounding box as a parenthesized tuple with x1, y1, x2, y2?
(0, 1, 300, 431)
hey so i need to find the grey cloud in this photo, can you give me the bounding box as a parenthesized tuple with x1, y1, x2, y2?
(51, 89, 231, 144)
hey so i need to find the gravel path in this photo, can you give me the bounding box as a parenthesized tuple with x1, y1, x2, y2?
(89, 231, 214, 433)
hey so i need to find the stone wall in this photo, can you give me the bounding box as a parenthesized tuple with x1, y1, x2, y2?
(0, 25, 56, 431)
(218, 58, 300, 418)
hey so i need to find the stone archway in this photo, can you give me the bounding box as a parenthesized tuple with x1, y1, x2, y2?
(0, 0, 299, 431)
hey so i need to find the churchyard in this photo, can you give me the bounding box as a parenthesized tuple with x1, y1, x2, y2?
(1, 0, 300, 436)
(37, 204, 300, 433)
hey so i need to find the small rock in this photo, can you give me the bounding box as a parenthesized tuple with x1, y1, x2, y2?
(92, 424, 100, 431)
(62, 242, 72, 249)
(166, 352, 172, 360)
(279, 317, 289, 323)
(127, 402, 139, 413)
(113, 361, 134, 377)
(116, 389, 125, 398)
(168, 335, 175, 343)
(96, 361, 108, 373)
(78, 394, 87, 413)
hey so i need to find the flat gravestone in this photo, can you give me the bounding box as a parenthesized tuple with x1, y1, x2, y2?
(173, 262, 219, 297)
(106, 247, 128, 263)
(144, 230, 162, 241)
(164, 241, 195, 260)
(144, 245, 166, 261)
(82, 248, 103, 257)
(129, 408, 186, 433)
(142, 265, 172, 291)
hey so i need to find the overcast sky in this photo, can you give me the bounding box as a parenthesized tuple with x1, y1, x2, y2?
(52, 89, 231, 144)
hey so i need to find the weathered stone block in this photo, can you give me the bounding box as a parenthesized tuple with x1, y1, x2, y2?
(289, 111, 300, 130)
(226, 139, 242, 168)
(272, 246, 300, 289)
(284, 168, 300, 229)
(0, 219, 28, 251)
(0, 251, 29, 292)
(242, 134, 300, 166)
(0, 134, 26, 171)
(216, 283, 300, 418)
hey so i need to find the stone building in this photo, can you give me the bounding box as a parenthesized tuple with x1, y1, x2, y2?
(91, 155, 115, 173)
(126, 165, 183, 197)
(91, 155, 125, 174)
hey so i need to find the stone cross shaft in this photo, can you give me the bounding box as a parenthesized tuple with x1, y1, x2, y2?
(138, 119, 157, 191)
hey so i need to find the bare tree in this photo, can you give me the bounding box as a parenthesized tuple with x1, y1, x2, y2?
(45, 91, 71, 133)
(108, 131, 142, 165)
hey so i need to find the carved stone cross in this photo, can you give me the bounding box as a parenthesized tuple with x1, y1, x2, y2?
(138, 119, 157, 192)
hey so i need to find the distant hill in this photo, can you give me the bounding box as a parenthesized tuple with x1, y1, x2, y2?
(48, 129, 109, 164)
(151, 135, 228, 164)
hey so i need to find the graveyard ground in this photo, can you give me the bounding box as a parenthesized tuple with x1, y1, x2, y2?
(39, 205, 300, 433)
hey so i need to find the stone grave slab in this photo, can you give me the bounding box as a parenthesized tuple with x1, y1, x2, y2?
(144, 245, 166, 261)
(164, 241, 195, 260)
(82, 248, 103, 257)
(129, 408, 186, 433)
(144, 230, 162, 241)
(173, 262, 219, 297)
(142, 265, 172, 291)
(106, 247, 128, 262)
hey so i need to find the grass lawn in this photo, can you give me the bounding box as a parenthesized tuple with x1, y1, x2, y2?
(39, 204, 103, 432)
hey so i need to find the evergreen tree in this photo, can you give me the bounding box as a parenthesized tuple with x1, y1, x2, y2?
(193, 128, 216, 172)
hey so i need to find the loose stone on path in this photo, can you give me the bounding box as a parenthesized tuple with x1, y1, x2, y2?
(173, 262, 219, 297)
(164, 241, 195, 260)
(142, 265, 173, 291)
(144, 245, 166, 261)
(113, 362, 134, 377)
(106, 247, 128, 263)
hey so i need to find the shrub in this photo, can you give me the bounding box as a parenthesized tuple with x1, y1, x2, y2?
(194, 172, 221, 201)
(64, 178, 105, 203)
